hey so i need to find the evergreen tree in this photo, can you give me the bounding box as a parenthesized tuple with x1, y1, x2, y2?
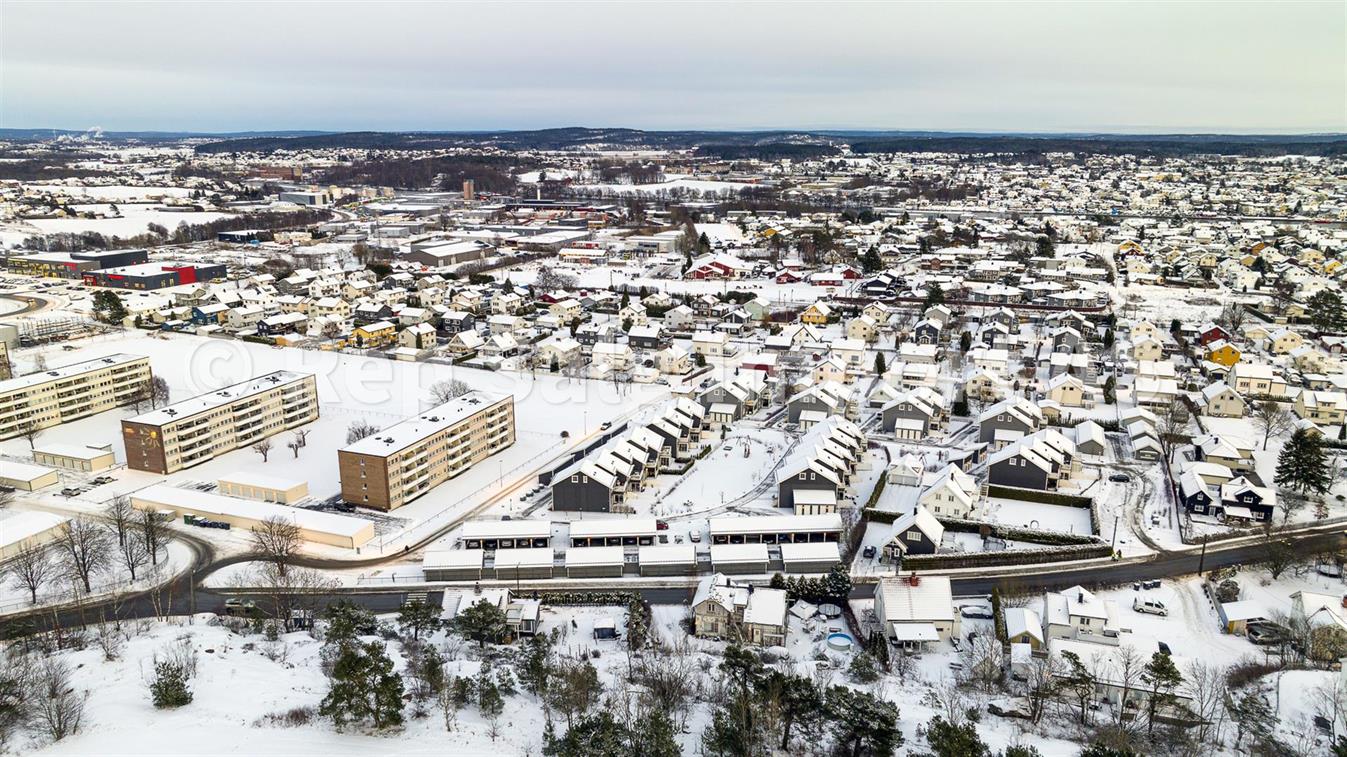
(1141, 652, 1183, 735)
(398, 600, 440, 640)
(454, 599, 508, 647)
(319, 640, 404, 730)
(959, 331, 972, 353)
(519, 632, 553, 696)
(873, 352, 886, 375)
(924, 715, 990, 757)
(923, 282, 945, 310)
(1275, 428, 1331, 497)
(546, 710, 630, 756)
(1308, 289, 1347, 332)
(823, 563, 852, 600)
(149, 660, 193, 709)
(825, 686, 902, 757)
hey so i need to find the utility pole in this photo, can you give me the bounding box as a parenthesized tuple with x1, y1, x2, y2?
(1197, 535, 1209, 577)
(1110, 509, 1121, 554)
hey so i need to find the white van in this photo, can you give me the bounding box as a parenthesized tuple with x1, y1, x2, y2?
(1133, 598, 1168, 616)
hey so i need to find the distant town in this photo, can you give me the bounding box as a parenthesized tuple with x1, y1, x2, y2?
(2, 127, 1347, 756)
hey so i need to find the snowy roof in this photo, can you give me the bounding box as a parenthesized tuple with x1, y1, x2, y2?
(341, 391, 511, 457)
(876, 575, 954, 623)
(0, 461, 57, 483)
(743, 588, 788, 627)
(568, 518, 657, 539)
(492, 548, 554, 569)
(710, 543, 770, 564)
(564, 546, 625, 568)
(31, 444, 113, 462)
(779, 541, 841, 565)
(217, 471, 307, 491)
(128, 371, 313, 427)
(0, 353, 145, 396)
(708, 513, 842, 536)
(461, 519, 551, 540)
(637, 543, 696, 566)
(0, 511, 68, 549)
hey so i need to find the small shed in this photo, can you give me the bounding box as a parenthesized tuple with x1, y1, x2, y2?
(492, 547, 555, 580)
(710, 543, 770, 574)
(0, 461, 60, 491)
(564, 546, 625, 578)
(637, 543, 697, 576)
(1217, 600, 1267, 635)
(423, 549, 485, 581)
(780, 541, 842, 574)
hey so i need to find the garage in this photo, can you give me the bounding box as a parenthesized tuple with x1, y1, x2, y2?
(710, 543, 769, 575)
(423, 549, 485, 581)
(638, 543, 698, 576)
(564, 546, 626, 578)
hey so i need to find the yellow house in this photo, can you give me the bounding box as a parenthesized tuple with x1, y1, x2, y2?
(801, 301, 832, 325)
(1206, 340, 1242, 368)
(352, 319, 396, 348)
(1269, 329, 1304, 355)
(1118, 240, 1144, 255)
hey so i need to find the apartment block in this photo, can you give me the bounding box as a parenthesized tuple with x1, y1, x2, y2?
(0, 353, 151, 440)
(122, 371, 319, 474)
(338, 391, 515, 511)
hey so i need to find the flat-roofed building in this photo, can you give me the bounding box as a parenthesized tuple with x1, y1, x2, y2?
(0, 461, 60, 491)
(708, 514, 843, 545)
(710, 543, 770, 574)
(461, 519, 551, 550)
(780, 541, 842, 574)
(492, 547, 555, 580)
(338, 391, 515, 511)
(568, 518, 658, 547)
(130, 483, 374, 549)
(0, 353, 151, 440)
(0, 511, 70, 560)
(564, 546, 626, 578)
(637, 543, 698, 576)
(217, 472, 310, 504)
(122, 371, 319, 474)
(32, 443, 116, 472)
(423, 549, 485, 581)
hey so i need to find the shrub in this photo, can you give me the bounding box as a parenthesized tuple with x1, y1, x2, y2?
(149, 660, 193, 709)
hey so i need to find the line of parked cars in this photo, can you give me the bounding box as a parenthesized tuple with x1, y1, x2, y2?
(184, 514, 231, 530)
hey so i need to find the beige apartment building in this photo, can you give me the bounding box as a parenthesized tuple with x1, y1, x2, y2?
(0, 353, 151, 440)
(122, 371, 319, 474)
(338, 391, 515, 511)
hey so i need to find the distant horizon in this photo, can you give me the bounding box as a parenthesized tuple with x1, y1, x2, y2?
(5, 125, 1347, 140)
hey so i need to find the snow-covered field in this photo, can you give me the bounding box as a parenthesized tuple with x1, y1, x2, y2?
(17, 205, 234, 238)
(985, 497, 1094, 536)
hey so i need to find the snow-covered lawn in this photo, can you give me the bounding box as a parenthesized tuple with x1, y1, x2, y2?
(985, 497, 1094, 536)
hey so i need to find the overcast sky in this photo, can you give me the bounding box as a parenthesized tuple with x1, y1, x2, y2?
(3, 1, 1344, 134)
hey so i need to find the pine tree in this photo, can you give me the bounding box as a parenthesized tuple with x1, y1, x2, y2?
(1275, 428, 1331, 497)
(149, 660, 193, 709)
(1141, 652, 1183, 734)
(873, 352, 886, 375)
(823, 563, 852, 600)
(454, 599, 508, 647)
(319, 640, 405, 730)
(924, 715, 990, 757)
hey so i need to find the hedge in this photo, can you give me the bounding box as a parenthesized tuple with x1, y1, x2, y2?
(865, 474, 888, 510)
(900, 542, 1112, 571)
(516, 590, 639, 606)
(986, 485, 1093, 508)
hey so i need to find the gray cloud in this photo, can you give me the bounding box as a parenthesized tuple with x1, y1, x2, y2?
(2, 0, 1343, 133)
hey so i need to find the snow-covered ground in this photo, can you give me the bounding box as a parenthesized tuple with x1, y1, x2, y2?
(984, 497, 1094, 536)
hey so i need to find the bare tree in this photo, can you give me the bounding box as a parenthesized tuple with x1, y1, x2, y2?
(428, 378, 472, 405)
(293, 429, 309, 448)
(104, 495, 134, 548)
(28, 658, 86, 742)
(346, 419, 379, 444)
(139, 508, 171, 567)
(31, 352, 47, 372)
(5, 542, 56, 604)
(287, 437, 302, 459)
(252, 438, 273, 462)
(56, 517, 111, 594)
(115, 531, 149, 582)
(128, 381, 152, 413)
(250, 516, 301, 578)
(1108, 645, 1146, 731)
(1183, 660, 1227, 746)
(321, 319, 342, 341)
(1157, 400, 1191, 463)
(16, 417, 41, 451)
(1252, 400, 1294, 450)
(242, 562, 336, 631)
(1021, 654, 1063, 724)
(150, 376, 171, 409)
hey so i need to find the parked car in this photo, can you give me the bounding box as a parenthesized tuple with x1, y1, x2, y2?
(1317, 563, 1343, 578)
(60, 487, 81, 497)
(1133, 598, 1168, 616)
(862, 545, 877, 559)
(1157, 641, 1172, 655)
(655, 520, 669, 531)
(223, 598, 257, 616)
(1109, 473, 1130, 483)
(600, 421, 612, 430)
(960, 605, 994, 620)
